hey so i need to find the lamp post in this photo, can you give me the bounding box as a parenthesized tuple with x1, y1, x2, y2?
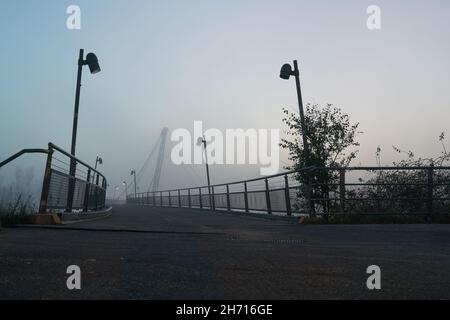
(280, 60, 310, 164)
(113, 185, 118, 200)
(197, 136, 213, 211)
(130, 169, 137, 199)
(122, 181, 128, 200)
(94, 156, 103, 170)
(67, 49, 101, 212)
(280, 60, 315, 216)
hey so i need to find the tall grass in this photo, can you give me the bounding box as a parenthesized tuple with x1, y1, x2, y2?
(0, 166, 39, 226)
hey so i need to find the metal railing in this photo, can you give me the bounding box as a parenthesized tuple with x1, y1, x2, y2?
(127, 165, 450, 220)
(0, 142, 107, 213)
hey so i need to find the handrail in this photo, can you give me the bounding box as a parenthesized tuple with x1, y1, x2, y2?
(0, 144, 107, 184)
(1, 143, 108, 213)
(128, 164, 450, 220)
(49, 142, 106, 182)
(0, 148, 49, 168)
(129, 165, 450, 196)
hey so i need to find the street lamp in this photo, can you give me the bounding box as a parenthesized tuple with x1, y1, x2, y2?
(67, 49, 101, 212)
(197, 136, 213, 211)
(94, 156, 103, 170)
(279, 60, 310, 164)
(130, 169, 137, 199)
(280, 60, 314, 216)
(122, 181, 128, 200)
(113, 185, 119, 201)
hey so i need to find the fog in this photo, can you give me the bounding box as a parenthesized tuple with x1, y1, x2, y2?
(1, 0, 449, 201)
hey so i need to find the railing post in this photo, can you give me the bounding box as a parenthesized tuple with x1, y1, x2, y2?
(153, 191, 156, 207)
(83, 168, 91, 212)
(307, 169, 316, 218)
(284, 174, 291, 216)
(199, 188, 203, 209)
(265, 178, 272, 215)
(427, 164, 434, 222)
(244, 182, 249, 213)
(226, 184, 231, 211)
(160, 191, 163, 207)
(168, 191, 172, 207)
(95, 174, 99, 210)
(211, 186, 216, 211)
(66, 162, 76, 212)
(38, 146, 54, 213)
(339, 168, 346, 214)
(178, 189, 181, 208)
(188, 189, 191, 208)
(101, 179, 105, 208)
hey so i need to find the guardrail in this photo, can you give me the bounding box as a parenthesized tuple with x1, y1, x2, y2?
(0, 142, 107, 213)
(127, 165, 450, 220)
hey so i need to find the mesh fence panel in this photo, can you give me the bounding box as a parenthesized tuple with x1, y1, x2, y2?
(247, 191, 267, 211)
(269, 189, 286, 212)
(47, 170, 69, 209)
(229, 192, 246, 210)
(214, 193, 227, 209)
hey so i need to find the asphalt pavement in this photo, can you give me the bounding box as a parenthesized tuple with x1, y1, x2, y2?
(0, 205, 449, 299)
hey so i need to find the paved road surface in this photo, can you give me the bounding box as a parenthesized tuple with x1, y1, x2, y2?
(1, 205, 449, 299)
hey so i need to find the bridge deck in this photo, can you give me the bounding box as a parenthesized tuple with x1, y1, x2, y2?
(0, 205, 449, 299)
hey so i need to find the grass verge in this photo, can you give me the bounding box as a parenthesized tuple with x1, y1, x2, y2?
(301, 213, 450, 224)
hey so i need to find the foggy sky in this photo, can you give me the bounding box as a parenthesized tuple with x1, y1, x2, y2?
(1, 0, 449, 198)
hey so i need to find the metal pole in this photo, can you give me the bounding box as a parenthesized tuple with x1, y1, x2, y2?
(67, 49, 84, 212)
(95, 174, 99, 210)
(123, 182, 128, 203)
(211, 185, 216, 211)
(293, 60, 310, 163)
(226, 184, 231, 211)
(265, 178, 272, 215)
(427, 164, 434, 223)
(339, 168, 346, 214)
(83, 169, 91, 212)
(133, 171, 137, 199)
(284, 174, 292, 216)
(293, 60, 315, 217)
(244, 182, 249, 213)
(38, 145, 54, 213)
(202, 139, 213, 212)
(188, 189, 191, 208)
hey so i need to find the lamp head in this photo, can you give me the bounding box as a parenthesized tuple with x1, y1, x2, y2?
(97, 157, 103, 164)
(85, 52, 101, 74)
(280, 63, 294, 80)
(196, 137, 204, 146)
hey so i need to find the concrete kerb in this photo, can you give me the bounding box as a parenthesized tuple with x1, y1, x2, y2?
(27, 207, 113, 225)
